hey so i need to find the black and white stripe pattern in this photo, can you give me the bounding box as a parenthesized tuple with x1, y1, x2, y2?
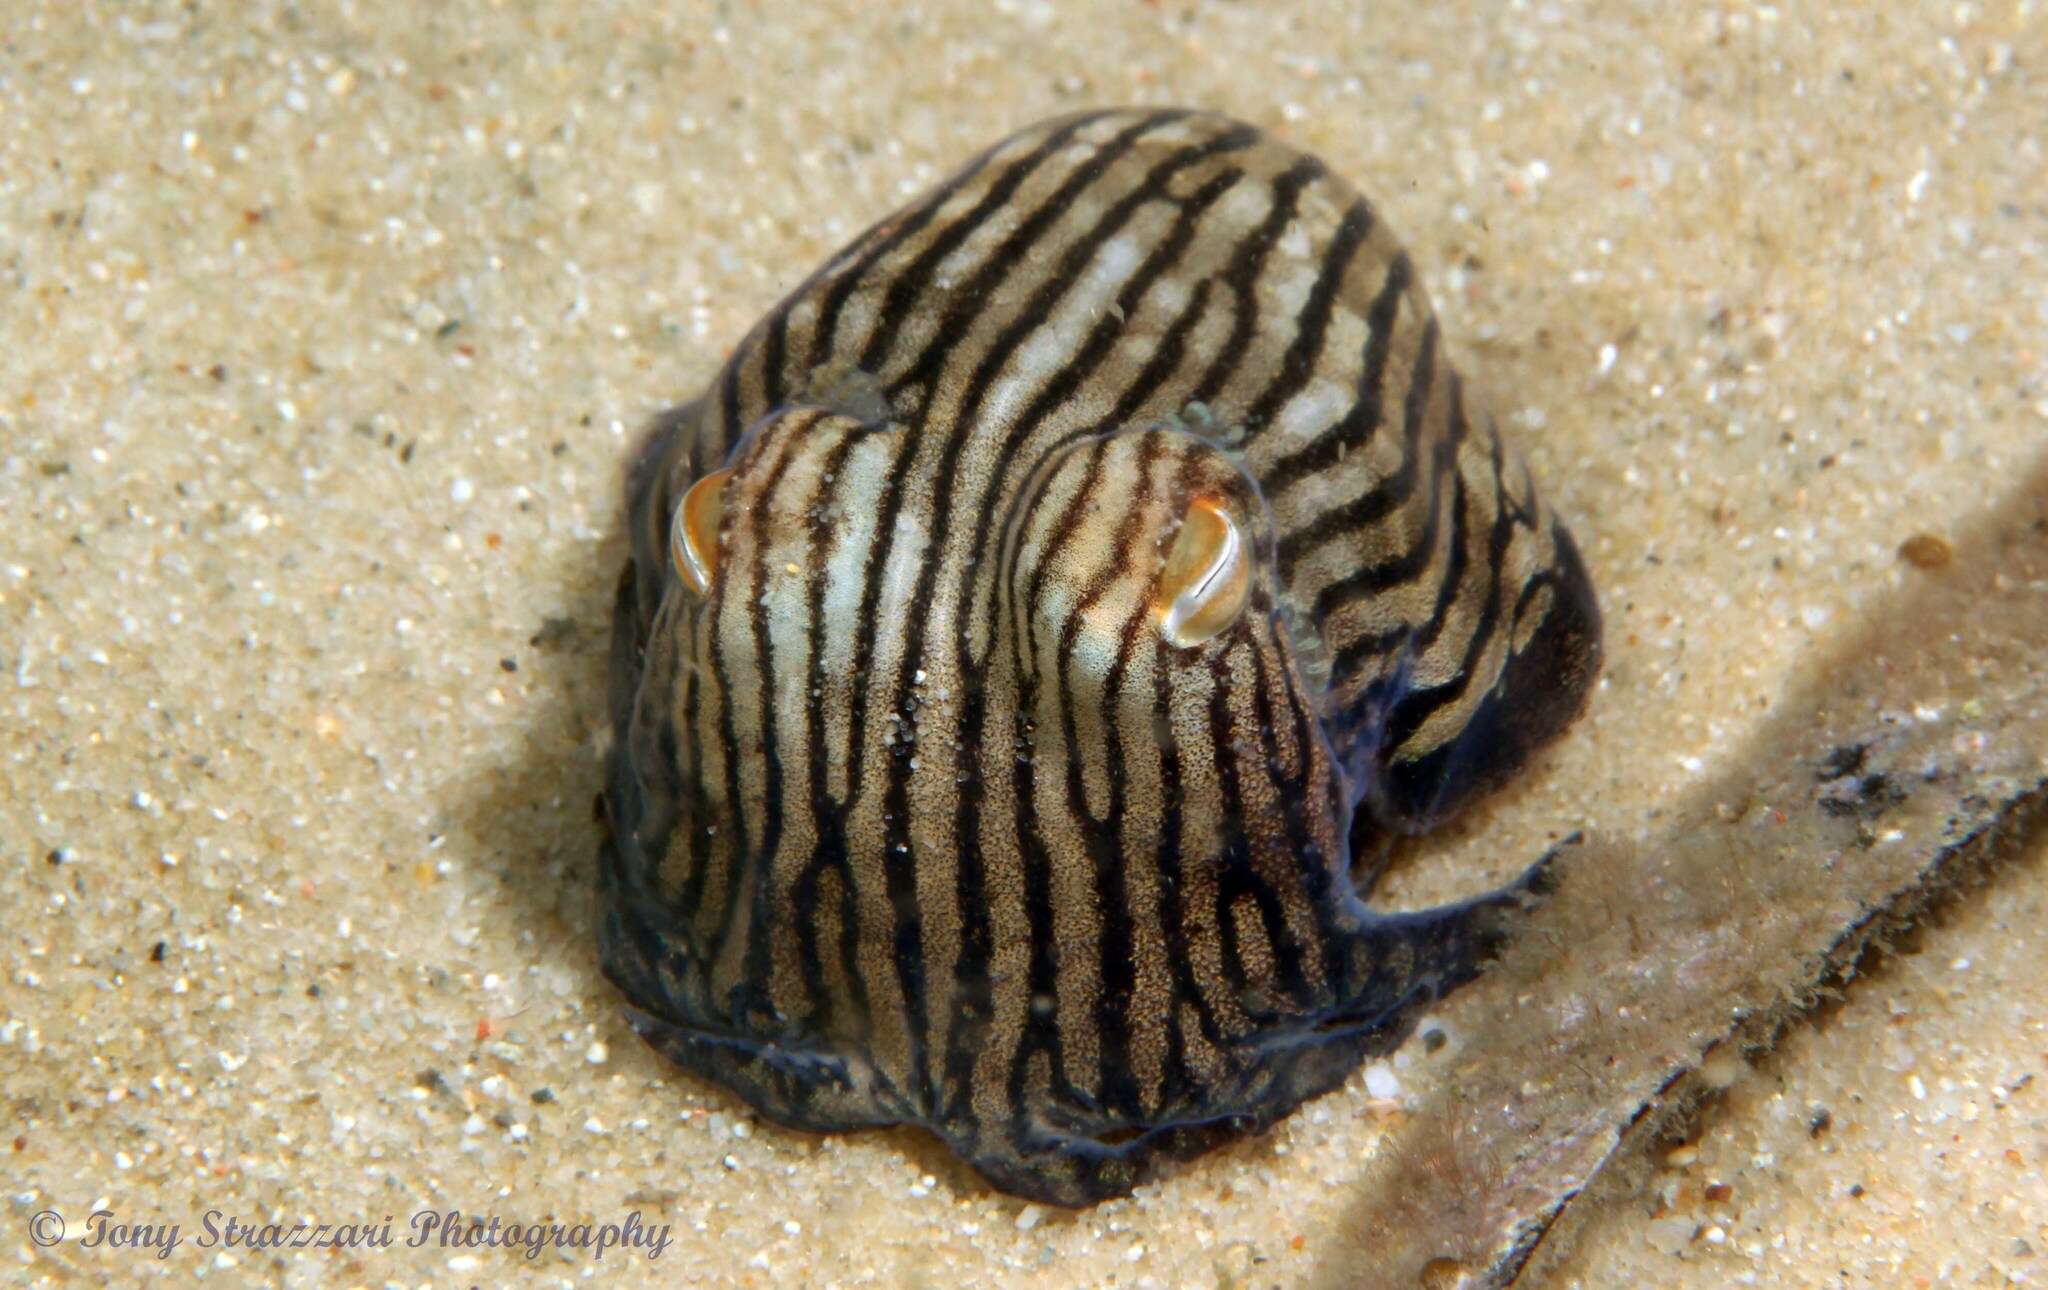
(600, 109, 1601, 1205)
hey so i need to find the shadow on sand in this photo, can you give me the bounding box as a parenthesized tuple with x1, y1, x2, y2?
(1318, 449, 2048, 1288)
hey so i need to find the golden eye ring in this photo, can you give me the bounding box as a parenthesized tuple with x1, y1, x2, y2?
(1155, 497, 1249, 648)
(669, 467, 732, 597)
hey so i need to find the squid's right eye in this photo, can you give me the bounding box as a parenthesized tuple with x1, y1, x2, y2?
(669, 468, 731, 596)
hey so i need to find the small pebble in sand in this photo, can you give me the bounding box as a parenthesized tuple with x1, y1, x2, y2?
(1897, 532, 1953, 569)
(1363, 1063, 1401, 1099)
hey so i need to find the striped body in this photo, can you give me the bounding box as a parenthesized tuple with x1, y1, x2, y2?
(600, 109, 1600, 1204)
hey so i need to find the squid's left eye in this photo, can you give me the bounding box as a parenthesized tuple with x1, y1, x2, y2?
(669, 468, 731, 596)
(1155, 497, 1249, 647)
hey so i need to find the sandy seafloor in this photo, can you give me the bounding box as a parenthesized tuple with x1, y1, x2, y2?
(3, 2, 2045, 1286)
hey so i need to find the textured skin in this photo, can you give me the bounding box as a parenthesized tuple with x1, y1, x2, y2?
(599, 108, 1601, 1205)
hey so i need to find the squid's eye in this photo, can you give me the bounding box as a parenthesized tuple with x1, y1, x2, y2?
(1156, 497, 1249, 647)
(669, 468, 732, 596)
